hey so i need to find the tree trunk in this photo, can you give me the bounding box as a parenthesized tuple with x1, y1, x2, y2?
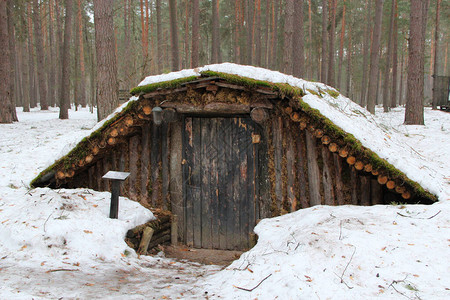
(94, 0, 118, 121)
(431, 0, 441, 109)
(233, 0, 240, 64)
(47, 0, 57, 107)
(366, 0, 384, 114)
(292, 0, 304, 78)
(191, 0, 199, 67)
(6, 0, 17, 121)
(382, 0, 395, 112)
(337, 0, 346, 90)
(320, 0, 328, 83)
(346, 25, 352, 97)
(307, 0, 312, 78)
(168, 0, 180, 71)
(0, 0, 12, 123)
(59, 0, 74, 119)
(271, 0, 279, 70)
(77, 0, 86, 107)
(254, 0, 262, 66)
(211, 0, 220, 64)
(246, 0, 254, 65)
(360, 0, 372, 106)
(27, 3, 37, 109)
(32, 0, 48, 110)
(405, 0, 428, 125)
(156, 0, 162, 73)
(391, 0, 398, 108)
(327, 0, 336, 87)
(283, 0, 294, 74)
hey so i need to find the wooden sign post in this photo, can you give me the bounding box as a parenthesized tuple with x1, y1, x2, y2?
(102, 171, 130, 219)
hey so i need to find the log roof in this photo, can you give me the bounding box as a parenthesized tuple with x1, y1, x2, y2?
(31, 63, 438, 203)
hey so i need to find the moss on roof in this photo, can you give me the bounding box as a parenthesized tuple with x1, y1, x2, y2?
(30, 71, 438, 202)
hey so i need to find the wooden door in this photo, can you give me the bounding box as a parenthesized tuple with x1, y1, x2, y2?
(182, 117, 261, 250)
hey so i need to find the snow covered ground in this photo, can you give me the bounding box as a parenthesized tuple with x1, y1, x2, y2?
(0, 106, 449, 299)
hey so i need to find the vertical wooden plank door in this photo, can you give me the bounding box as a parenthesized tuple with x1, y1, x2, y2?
(183, 117, 260, 250)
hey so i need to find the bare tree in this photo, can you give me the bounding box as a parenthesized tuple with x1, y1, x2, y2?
(211, 0, 220, 63)
(292, 0, 304, 78)
(59, 0, 74, 119)
(366, 0, 384, 114)
(32, 0, 48, 110)
(191, 0, 199, 68)
(168, 0, 180, 71)
(327, 0, 336, 87)
(283, 0, 294, 74)
(94, 0, 118, 121)
(405, 0, 429, 125)
(432, 0, 442, 109)
(382, 0, 396, 112)
(320, 0, 328, 83)
(0, 0, 12, 123)
(156, 0, 162, 73)
(6, 0, 17, 121)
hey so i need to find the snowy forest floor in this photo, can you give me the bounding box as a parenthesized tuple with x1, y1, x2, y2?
(0, 106, 449, 299)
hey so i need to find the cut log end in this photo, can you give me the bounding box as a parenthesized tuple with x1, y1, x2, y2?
(364, 164, 372, 173)
(338, 148, 349, 158)
(110, 128, 119, 138)
(314, 129, 324, 138)
(56, 170, 65, 180)
(92, 146, 100, 155)
(124, 116, 134, 127)
(285, 106, 293, 115)
(251, 107, 269, 123)
(377, 175, 388, 185)
(142, 105, 152, 115)
(329, 143, 338, 152)
(107, 137, 117, 146)
(85, 154, 94, 164)
(386, 180, 396, 190)
(346, 156, 356, 165)
(401, 191, 411, 200)
(355, 161, 364, 171)
(395, 185, 406, 194)
(321, 135, 331, 145)
(290, 111, 301, 122)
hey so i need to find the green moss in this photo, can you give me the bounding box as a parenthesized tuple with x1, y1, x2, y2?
(326, 89, 340, 98)
(306, 89, 322, 98)
(130, 76, 200, 95)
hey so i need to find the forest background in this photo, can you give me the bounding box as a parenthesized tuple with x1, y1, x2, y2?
(1, 0, 449, 123)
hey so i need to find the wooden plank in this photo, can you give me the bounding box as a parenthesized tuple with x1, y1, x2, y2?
(88, 165, 95, 190)
(169, 121, 183, 243)
(129, 135, 139, 200)
(191, 118, 202, 248)
(228, 118, 239, 250)
(182, 117, 194, 247)
(273, 117, 283, 210)
(305, 130, 322, 206)
(238, 118, 250, 249)
(333, 153, 346, 205)
(248, 121, 258, 246)
(96, 159, 103, 191)
(210, 118, 220, 249)
(371, 179, 383, 205)
(119, 145, 126, 196)
(350, 167, 359, 205)
(200, 118, 212, 249)
(150, 123, 161, 207)
(286, 126, 297, 211)
(257, 126, 270, 219)
(161, 123, 170, 209)
(321, 146, 335, 206)
(217, 118, 228, 249)
(140, 123, 151, 204)
(295, 130, 309, 209)
(360, 175, 371, 206)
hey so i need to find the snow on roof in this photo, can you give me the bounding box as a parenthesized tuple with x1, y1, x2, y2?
(136, 63, 446, 200)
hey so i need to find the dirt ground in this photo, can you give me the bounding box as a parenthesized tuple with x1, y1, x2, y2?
(161, 245, 243, 266)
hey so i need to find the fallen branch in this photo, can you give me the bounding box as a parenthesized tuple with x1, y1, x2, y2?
(396, 210, 441, 220)
(334, 247, 356, 289)
(235, 274, 272, 292)
(46, 268, 79, 273)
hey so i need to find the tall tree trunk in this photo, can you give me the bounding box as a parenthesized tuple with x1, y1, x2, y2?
(399, 40, 405, 106)
(27, 3, 37, 108)
(254, 0, 262, 66)
(168, 0, 180, 71)
(327, 0, 336, 87)
(32, 0, 48, 110)
(405, 0, 428, 125)
(292, 0, 304, 78)
(47, 0, 57, 107)
(391, 0, 398, 108)
(6, 0, 17, 121)
(191, 0, 199, 67)
(307, 0, 312, 78)
(21, 39, 30, 112)
(0, 0, 12, 123)
(264, 0, 270, 67)
(270, 0, 278, 69)
(233, 0, 241, 64)
(246, 0, 254, 65)
(55, 0, 63, 109)
(382, 0, 395, 112)
(77, 0, 86, 107)
(431, 0, 441, 109)
(360, 0, 372, 106)
(59, 0, 74, 119)
(94, 0, 118, 120)
(320, 0, 328, 83)
(346, 24, 352, 97)
(183, 0, 189, 68)
(337, 0, 346, 90)
(156, 0, 162, 73)
(211, 0, 220, 63)
(283, 0, 294, 74)
(366, 0, 384, 114)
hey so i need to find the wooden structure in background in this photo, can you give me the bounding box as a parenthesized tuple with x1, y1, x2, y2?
(32, 74, 436, 251)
